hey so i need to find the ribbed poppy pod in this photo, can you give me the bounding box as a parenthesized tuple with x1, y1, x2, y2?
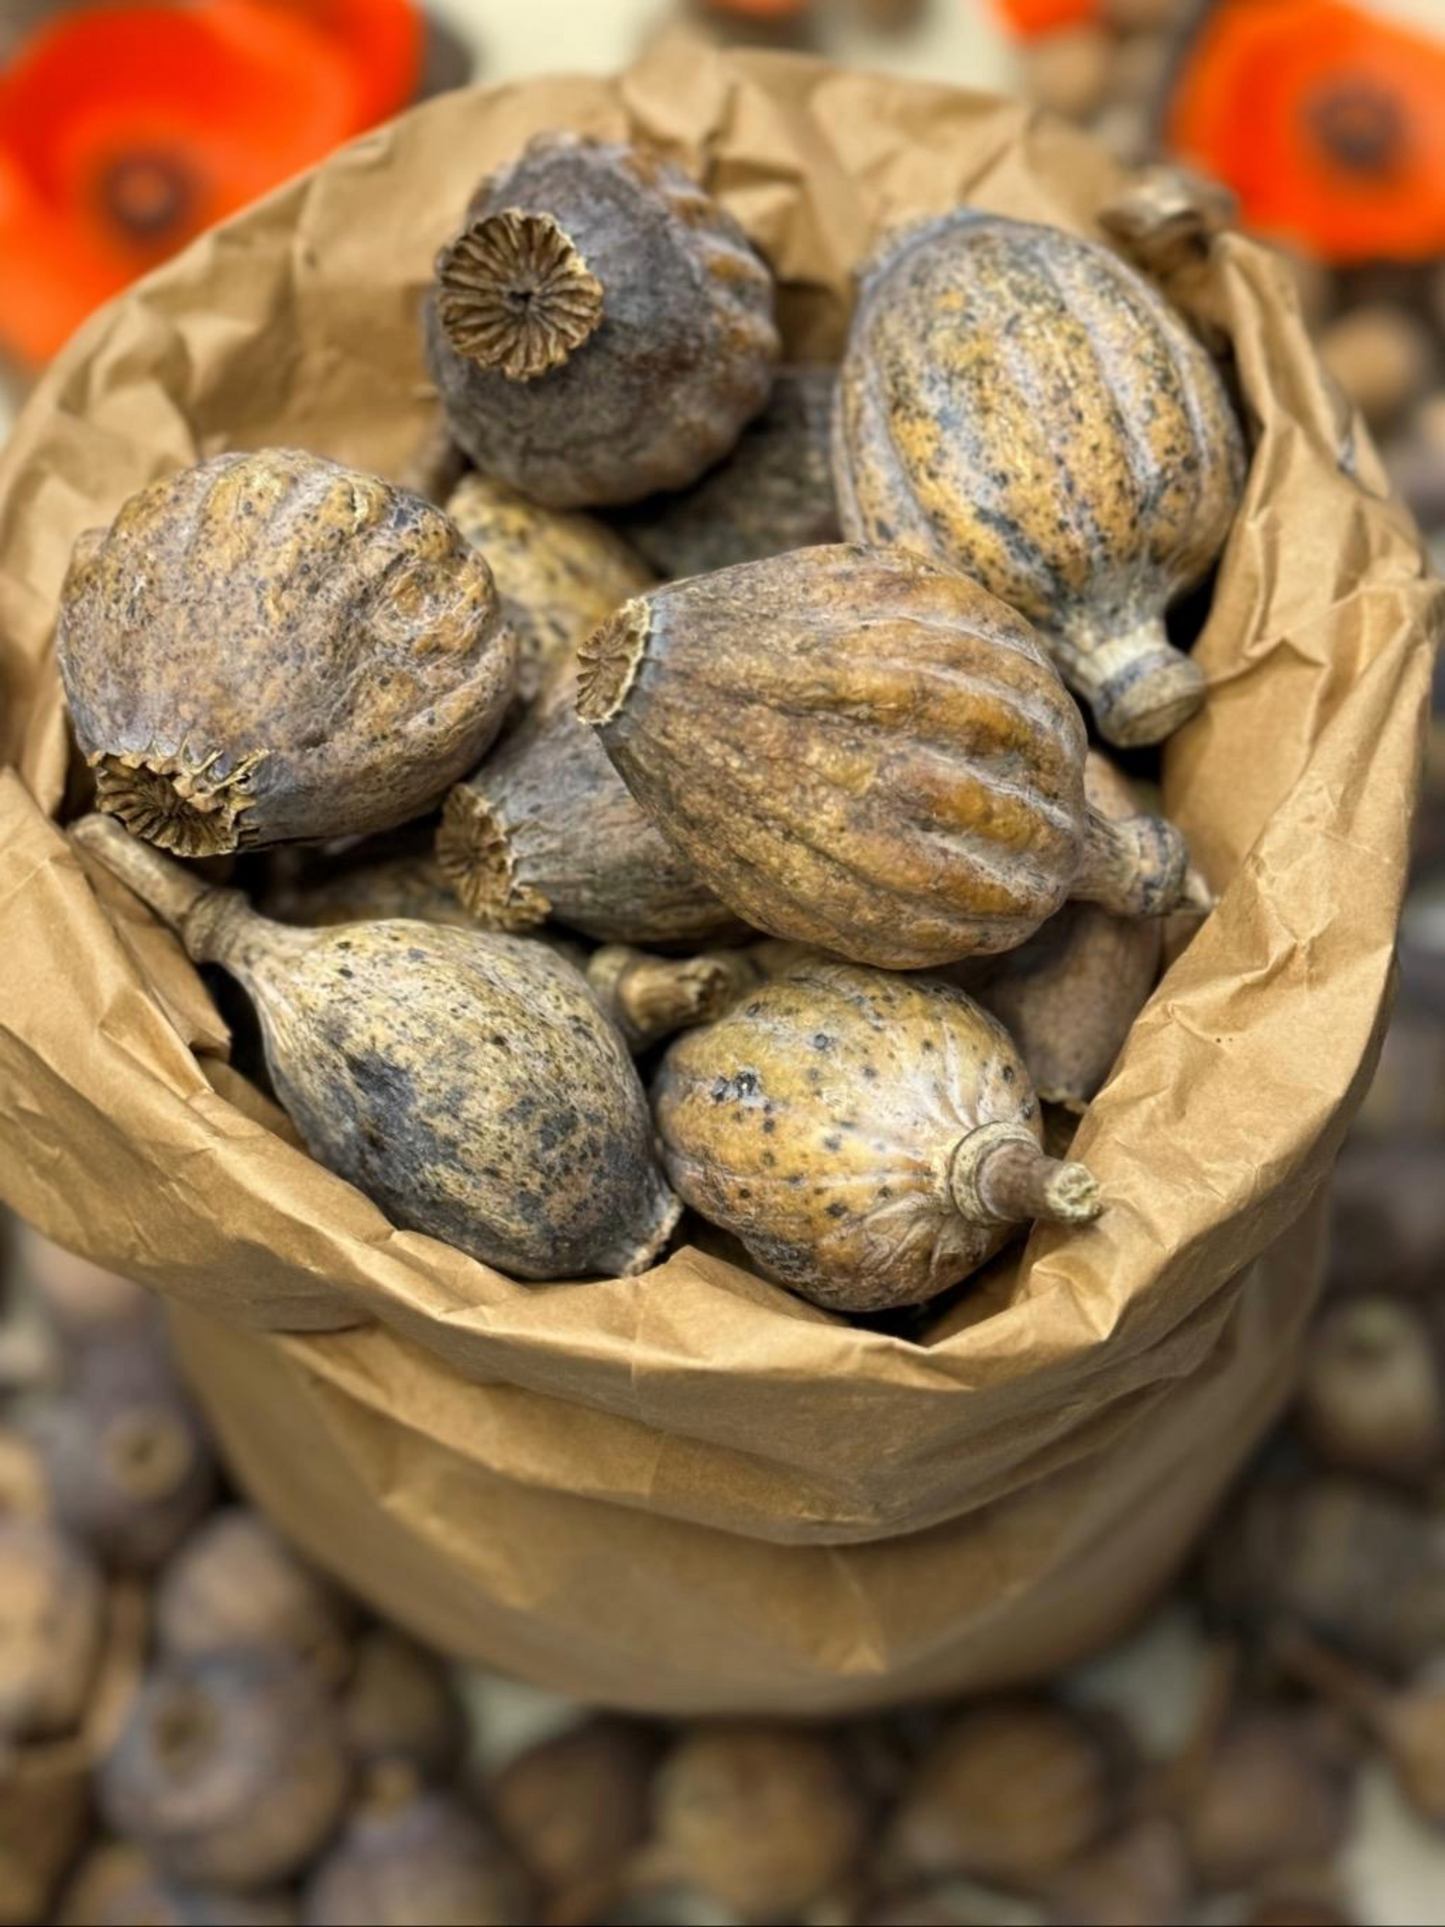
(578, 545, 1204, 970)
(425, 133, 780, 508)
(833, 211, 1245, 747)
(654, 958, 1101, 1313)
(57, 450, 514, 857)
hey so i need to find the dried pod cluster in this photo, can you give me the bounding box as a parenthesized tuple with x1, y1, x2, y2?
(426, 133, 780, 506)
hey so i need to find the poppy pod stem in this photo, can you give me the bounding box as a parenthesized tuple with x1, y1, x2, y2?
(949, 1120, 1102, 1228)
(586, 945, 755, 1053)
(1074, 808, 1210, 920)
(1068, 615, 1206, 750)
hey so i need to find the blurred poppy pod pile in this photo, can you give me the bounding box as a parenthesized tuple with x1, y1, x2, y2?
(1168, 0, 1445, 265)
(0, 0, 423, 367)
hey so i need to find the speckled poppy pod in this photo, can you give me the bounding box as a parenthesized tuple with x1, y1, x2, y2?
(70, 815, 679, 1282)
(833, 210, 1246, 747)
(577, 544, 1207, 970)
(424, 132, 781, 507)
(56, 449, 514, 858)
(654, 959, 1102, 1313)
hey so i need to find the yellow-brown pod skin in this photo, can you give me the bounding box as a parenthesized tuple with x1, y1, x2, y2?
(437, 660, 739, 947)
(654, 959, 1095, 1313)
(619, 364, 841, 579)
(425, 133, 780, 508)
(57, 450, 514, 858)
(446, 472, 654, 700)
(579, 545, 1192, 970)
(833, 211, 1245, 747)
(958, 753, 1163, 1110)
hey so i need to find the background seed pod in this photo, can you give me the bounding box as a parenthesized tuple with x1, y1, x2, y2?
(99, 1649, 350, 1891)
(58, 1841, 298, 1927)
(489, 1715, 660, 1905)
(1177, 1707, 1355, 1892)
(446, 472, 654, 701)
(57, 450, 514, 858)
(302, 1773, 536, 1927)
(654, 958, 1100, 1312)
(337, 1631, 465, 1784)
(643, 1724, 868, 1921)
(833, 210, 1245, 748)
(154, 1508, 357, 1688)
(618, 364, 841, 579)
(579, 545, 1200, 969)
(73, 817, 680, 1283)
(265, 858, 482, 933)
(1295, 1296, 1445, 1479)
(0, 1519, 104, 1742)
(425, 133, 780, 508)
(436, 656, 739, 947)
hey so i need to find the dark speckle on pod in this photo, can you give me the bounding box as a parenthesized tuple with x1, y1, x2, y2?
(445, 471, 654, 700)
(619, 365, 841, 578)
(72, 815, 680, 1282)
(578, 545, 1206, 969)
(833, 211, 1245, 747)
(57, 450, 514, 857)
(425, 133, 780, 507)
(654, 957, 1102, 1312)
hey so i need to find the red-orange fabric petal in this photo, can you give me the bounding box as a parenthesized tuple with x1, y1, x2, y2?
(1169, 0, 1445, 264)
(992, 0, 1101, 38)
(210, 0, 424, 126)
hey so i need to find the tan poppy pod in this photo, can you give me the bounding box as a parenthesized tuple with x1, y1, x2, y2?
(425, 133, 780, 507)
(71, 815, 679, 1282)
(578, 545, 1205, 970)
(445, 472, 654, 700)
(56, 450, 514, 858)
(0, 1521, 105, 1743)
(654, 958, 1101, 1313)
(265, 857, 481, 933)
(957, 752, 1165, 1110)
(437, 655, 739, 948)
(833, 211, 1246, 747)
(619, 364, 841, 579)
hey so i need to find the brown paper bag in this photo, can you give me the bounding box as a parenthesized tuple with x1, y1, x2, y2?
(0, 40, 1438, 1715)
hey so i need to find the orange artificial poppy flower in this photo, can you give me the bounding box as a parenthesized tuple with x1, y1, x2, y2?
(992, 0, 1100, 38)
(1169, 0, 1445, 264)
(0, 1, 422, 368)
(211, 0, 424, 125)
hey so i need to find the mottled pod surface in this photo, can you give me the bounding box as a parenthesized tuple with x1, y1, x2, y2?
(72, 819, 679, 1282)
(446, 472, 654, 699)
(959, 752, 1164, 1110)
(57, 450, 514, 857)
(436, 658, 737, 947)
(619, 364, 841, 579)
(834, 211, 1245, 747)
(654, 959, 1100, 1312)
(424, 133, 780, 507)
(578, 545, 1199, 969)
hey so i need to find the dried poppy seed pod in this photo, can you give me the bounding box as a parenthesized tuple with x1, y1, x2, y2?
(426, 133, 780, 508)
(57, 450, 514, 857)
(155, 1508, 356, 1688)
(578, 546, 1207, 969)
(101, 1650, 349, 1891)
(1176, 1706, 1354, 1891)
(303, 1766, 537, 1927)
(59, 1843, 298, 1927)
(446, 471, 654, 700)
(834, 211, 1245, 747)
(72, 815, 678, 1281)
(655, 959, 1101, 1313)
(884, 1699, 1117, 1888)
(587, 946, 761, 1054)
(490, 1716, 659, 1909)
(1277, 1630, 1445, 1830)
(1295, 1295, 1444, 1479)
(1044, 1816, 1193, 1927)
(266, 857, 482, 933)
(637, 1724, 867, 1922)
(619, 364, 841, 578)
(1204, 1474, 1445, 1673)
(338, 1630, 465, 1782)
(957, 752, 1164, 1109)
(437, 653, 737, 947)
(0, 1519, 104, 1741)
(30, 1377, 216, 1572)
